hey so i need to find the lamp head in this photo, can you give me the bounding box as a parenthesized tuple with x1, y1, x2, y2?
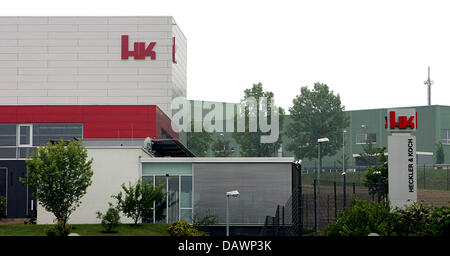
(226, 190, 240, 198)
(318, 138, 329, 143)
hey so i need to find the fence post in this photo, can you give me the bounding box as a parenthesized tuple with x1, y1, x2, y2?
(334, 181, 337, 218)
(327, 194, 330, 226)
(343, 173, 347, 208)
(447, 169, 449, 191)
(424, 164, 426, 190)
(314, 179, 317, 233)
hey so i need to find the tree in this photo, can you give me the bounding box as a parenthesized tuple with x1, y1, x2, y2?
(436, 142, 445, 165)
(211, 135, 234, 157)
(96, 202, 121, 233)
(21, 140, 93, 226)
(0, 196, 6, 221)
(286, 82, 350, 160)
(187, 119, 213, 156)
(113, 179, 165, 225)
(363, 147, 388, 196)
(232, 82, 285, 157)
(358, 139, 379, 166)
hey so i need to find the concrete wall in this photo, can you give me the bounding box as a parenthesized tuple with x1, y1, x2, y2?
(37, 147, 144, 224)
(0, 16, 186, 116)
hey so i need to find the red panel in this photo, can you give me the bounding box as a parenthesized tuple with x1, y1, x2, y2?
(0, 105, 175, 140)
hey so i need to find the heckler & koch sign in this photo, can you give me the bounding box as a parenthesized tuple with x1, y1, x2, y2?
(387, 108, 417, 209)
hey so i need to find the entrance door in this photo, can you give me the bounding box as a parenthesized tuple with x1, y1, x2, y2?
(154, 176, 179, 224)
(0, 167, 7, 216)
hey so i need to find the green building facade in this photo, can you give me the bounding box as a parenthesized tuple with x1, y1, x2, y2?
(186, 100, 450, 167)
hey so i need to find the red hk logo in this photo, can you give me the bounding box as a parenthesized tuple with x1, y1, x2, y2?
(385, 111, 417, 130)
(121, 35, 156, 60)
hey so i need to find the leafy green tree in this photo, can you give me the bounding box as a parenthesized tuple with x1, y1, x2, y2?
(436, 142, 445, 164)
(363, 147, 388, 196)
(0, 196, 6, 220)
(211, 135, 234, 157)
(187, 119, 213, 157)
(286, 82, 350, 160)
(358, 139, 379, 166)
(232, 82, 285, 157)
(21, 140, 93, 226)
(113, 179, 165, 225)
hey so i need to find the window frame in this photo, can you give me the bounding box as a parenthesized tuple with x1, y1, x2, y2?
(442, 129, 450, 145)
(17, 124, 33, 147)
(355, 133, 377, 145)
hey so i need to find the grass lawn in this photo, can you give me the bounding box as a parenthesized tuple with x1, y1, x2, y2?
(0, 223, 171, 236)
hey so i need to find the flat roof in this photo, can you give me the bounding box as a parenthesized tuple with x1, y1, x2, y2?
(140, 157, 295, 163)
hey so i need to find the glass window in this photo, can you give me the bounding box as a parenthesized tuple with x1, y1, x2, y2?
(356, 133, 376, 144)
(442, 129, 450, 145)
(0, 124, 16, 146)
(167, 176, 179, 223)
(33, 123, 83, 146)
(155, 176, 167, 223)
(181, 209, 192, 224)
(181, 176, 192, 208)
(19, 125, 32, 146)
(19, 147, 37, 159)
(0, 148, 16, 158)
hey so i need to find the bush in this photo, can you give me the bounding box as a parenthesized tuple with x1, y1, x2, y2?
(430, 206, 450, 236)
(44, 221, 72, 236)
(168, 220, 208, 236)
(326, 196, 398, 236)
(0, 196, 6, 220)
(96, 203, 121, 233)
(326, 198, 450, 236)
(392, 202, 434, 236)
(192, 215, 218, 234)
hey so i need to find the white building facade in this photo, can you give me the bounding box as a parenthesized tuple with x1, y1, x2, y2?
(0, 16, 186, 115)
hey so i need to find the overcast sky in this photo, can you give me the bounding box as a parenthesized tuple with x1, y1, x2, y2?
(3, 0, 450, 113)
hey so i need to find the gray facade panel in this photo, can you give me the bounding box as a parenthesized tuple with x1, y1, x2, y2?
(193, 162, 291, 225)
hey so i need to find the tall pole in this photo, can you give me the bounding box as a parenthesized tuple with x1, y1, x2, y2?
(226, 195, 230, 236)
(316, 143, 321, 232)
(343, 130, 346, 173)
(424, 66, 432, 106)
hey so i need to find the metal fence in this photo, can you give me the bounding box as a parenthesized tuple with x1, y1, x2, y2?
(261, 164, 450, 236)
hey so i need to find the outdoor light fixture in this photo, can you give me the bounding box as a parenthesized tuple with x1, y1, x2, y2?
(316, 137, 329, 233)
(317, 138, 329, 143)
(226, 190, 240, 236)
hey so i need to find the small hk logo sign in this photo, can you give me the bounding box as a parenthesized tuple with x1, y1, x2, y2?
(385, 108, 417, 131)
(121, 35, 156, 60)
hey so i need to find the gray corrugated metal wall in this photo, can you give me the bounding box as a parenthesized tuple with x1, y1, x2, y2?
(193, 162, 291, 225)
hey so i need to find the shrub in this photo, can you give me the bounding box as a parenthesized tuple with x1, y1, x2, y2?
(326, 196, 398, 236)
(44, 221, 72, 236)
(430, 206, 450, 236)
(193, 215, 218, 234)
(168, 220, 208, 236)
(0, 196, 6, 221)
(392, 202, 434, 236)
(96, 203, 121, 233)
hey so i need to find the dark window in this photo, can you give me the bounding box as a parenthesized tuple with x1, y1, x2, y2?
(356, 133, 376, 144)
(0, 148, 16, 158)
(0, 124, 16, 146)
(33, 123, 83, 146)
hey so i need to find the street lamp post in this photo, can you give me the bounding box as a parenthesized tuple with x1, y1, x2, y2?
(316, 138, 329, 233)
(343, 130, 347, 173)
(226, 190, 239, 236)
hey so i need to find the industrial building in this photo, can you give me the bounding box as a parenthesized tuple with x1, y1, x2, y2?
(0, 16, 295, 230)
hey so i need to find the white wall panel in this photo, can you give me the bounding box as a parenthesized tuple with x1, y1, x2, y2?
(0, 16, 186, 116)
(37, 148, 144, 224)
